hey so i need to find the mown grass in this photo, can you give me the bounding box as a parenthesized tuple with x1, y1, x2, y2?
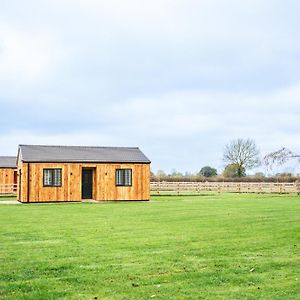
(0, 194, 299, 299)
(0, 195, 17, 201)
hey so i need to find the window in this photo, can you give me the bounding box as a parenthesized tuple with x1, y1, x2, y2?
(43, 169, 62, 187)
(116, 169, 132, 186)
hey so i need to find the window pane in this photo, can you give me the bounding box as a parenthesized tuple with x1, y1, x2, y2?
(53, 169, 62, 186)
(125, 169, 132, 185)
(44, 169, 52, 186)
(121, 170, 125, 185)
(116, 170, 119, 185)
(116, 169, 122, 185)
(119, 170, 123, 185)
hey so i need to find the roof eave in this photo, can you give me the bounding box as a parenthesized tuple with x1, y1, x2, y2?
(0, 166, 17, 169)
(21, 160, 151, 164)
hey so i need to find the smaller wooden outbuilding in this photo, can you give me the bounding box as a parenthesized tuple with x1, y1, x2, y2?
(0, 156, 17, 194)
(17, 145, 151, 203)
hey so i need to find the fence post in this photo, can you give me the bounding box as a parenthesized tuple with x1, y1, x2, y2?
(218, 183, 221, 194)
(296, 180, 300, 195)
(259, 183, 263, 194)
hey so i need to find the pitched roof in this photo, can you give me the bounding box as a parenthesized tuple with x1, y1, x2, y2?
(0, 156, 17, 168)
(18, 145, 150, 163)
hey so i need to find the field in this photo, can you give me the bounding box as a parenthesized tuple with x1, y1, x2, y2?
(0, 194, 299, 299)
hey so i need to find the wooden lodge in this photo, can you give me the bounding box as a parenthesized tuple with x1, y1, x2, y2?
(0, 156, 17, 194)
(17, 145, 150, 203)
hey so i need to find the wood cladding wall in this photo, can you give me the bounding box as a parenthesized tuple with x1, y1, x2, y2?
(0, 168, 16, 185)
(18, 162, 150, 202)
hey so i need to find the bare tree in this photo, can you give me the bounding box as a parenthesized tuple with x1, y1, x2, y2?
(264, 147, 300, 169)
(223, 138, 260, 177)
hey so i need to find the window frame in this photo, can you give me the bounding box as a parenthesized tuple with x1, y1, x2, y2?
(115, 168, 132, 187)
(43, 168, 62, 187)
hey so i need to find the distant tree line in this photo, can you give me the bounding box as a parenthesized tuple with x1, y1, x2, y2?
(151, 138, 299, 182)
(151, 172, 298, 183)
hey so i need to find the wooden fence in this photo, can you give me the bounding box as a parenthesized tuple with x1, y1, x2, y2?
(151, 181, 300, 195)
(0, 184, 17, 195)
(2, 182, 299, 197)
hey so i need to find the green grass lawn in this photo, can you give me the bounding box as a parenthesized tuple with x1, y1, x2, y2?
(0, 194, 299, 299)
(0, 195, 17, 201)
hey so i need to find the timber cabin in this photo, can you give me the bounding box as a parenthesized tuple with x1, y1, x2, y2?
(17, 145, 150, 203)
(0, 156, 17, 193)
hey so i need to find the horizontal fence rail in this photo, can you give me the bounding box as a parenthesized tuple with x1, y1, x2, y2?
(2, 182, 299, 197)
(0, 184, 17, 195)
(151, 181, 300, 194)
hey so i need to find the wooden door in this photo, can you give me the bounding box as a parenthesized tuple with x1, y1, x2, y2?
(13, 171, 17, 192)
(82, 169, 93, 199)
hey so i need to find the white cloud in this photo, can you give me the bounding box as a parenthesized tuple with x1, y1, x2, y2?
(0, 24, 61, 84)
(0, 130, 118, 156)
(0, 0, 300, 174)
(1, 84, 299, 174)
(105, 85, 300, 172)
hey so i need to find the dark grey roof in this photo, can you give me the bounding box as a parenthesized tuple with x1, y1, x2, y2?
(0, 156, 17, 168)
(19, 145, 150, 163)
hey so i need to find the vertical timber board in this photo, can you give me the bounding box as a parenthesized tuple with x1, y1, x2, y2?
(0, 169, 3, 185)
(64, 164, 68, 201)
(69, 164, 76, 200)
(17, 159, 23, 201)
(22, 163, 28, 202)
(30, 163, 35, 202)
(92, 167, 97, 200)
(69, 164, 81, 201)
(96, 164, 101, 199)
(0, 168, 16, 186)
(144, 163, 150, 200)
(133, 165, 139, 199)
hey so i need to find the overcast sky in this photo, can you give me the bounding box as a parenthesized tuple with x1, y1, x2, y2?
(1, 0, 300, 174)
